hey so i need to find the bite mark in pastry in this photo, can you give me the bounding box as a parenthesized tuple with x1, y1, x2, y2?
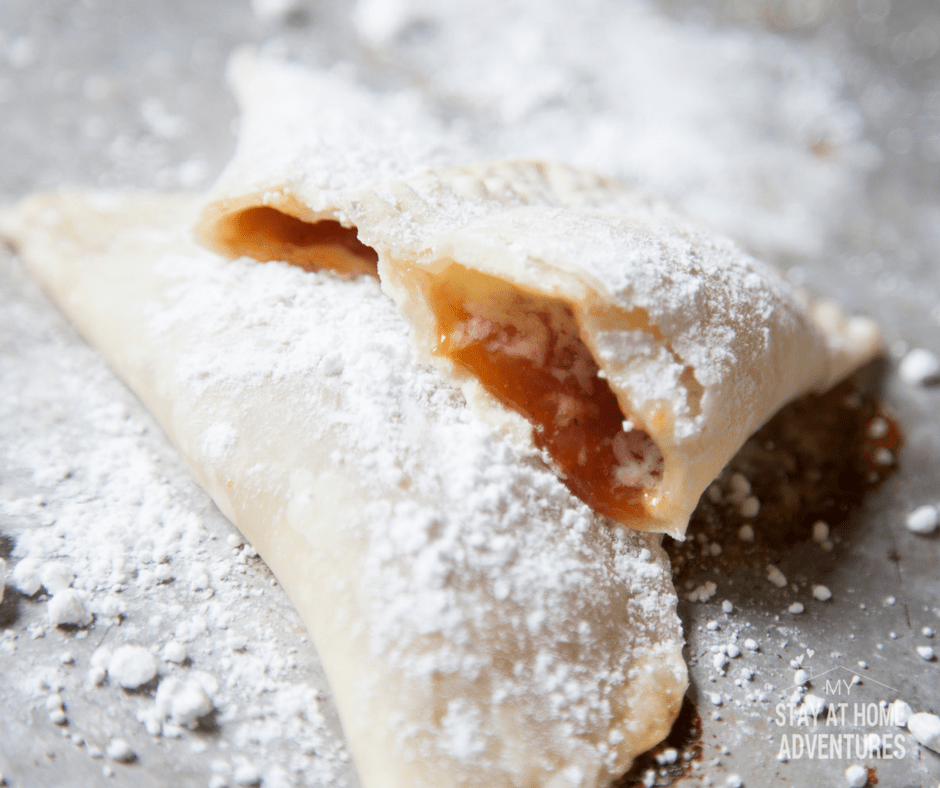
(429, 265, 663, 524)
(220, 202, 379, 277)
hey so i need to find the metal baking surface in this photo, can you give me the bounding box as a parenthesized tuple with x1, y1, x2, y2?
(1, 1, 938, 786)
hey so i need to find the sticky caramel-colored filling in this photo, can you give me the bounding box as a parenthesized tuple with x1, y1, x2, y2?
(222, 208, 378, 277)
(431, 265, 663, 522)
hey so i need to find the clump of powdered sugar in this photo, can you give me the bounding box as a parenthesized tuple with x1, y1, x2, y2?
(47, 589, 92, 628)
(107, 645, 158, 689)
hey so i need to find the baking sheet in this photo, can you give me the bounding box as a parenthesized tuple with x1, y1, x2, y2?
(1, 1, 939, 786)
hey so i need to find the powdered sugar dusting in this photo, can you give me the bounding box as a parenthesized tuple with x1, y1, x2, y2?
(350, 0, 873, 262)
(199, 54, 879, 541)
(203, 422, 237, 460)
(0, 238, 355, 786)
(3, 193, 685, 787)
(154, 212, 686, 780)
(1, 0, 938, 785)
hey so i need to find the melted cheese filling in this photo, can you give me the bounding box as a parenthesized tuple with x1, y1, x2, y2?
(430, 265, 663, 522)
(222, 208, 379, 277)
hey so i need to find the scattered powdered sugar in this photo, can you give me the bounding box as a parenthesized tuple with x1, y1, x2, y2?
(162, 640, 187, 664)
(655, 747, 678, 764)
(1, 3, 936, 785)
(908, 712, 940, 753)
(905, 504, 939, 535)
(107, 645, 158, 689)
(811, 520, 829, 543)
(233, 759, 262, 786)
(47, 589, 92, 628)
(812, 585, 832, 602)
(687, 580, 718, 602)
(0, 240, 356, 786)
(148, 675, 214, 729)
(45, 691, 67, 726)
(844, 763, 867, 787)
(39, 560, 74, 593)
(766, 565, 788, 588)
(249, 0, 303, 24)
(12, 557, 42, 596)
(898, 347, 940, 385)
(438, 700, 487, 761)
(867, 417, 889, 439)
(739, 496, 760, 519)
(802, 694, 826, 717)
(202, 422, 237, 460)
(351, 0, 873, 261)
(106, 738, 135, 763)
(890, 699, 913, 727)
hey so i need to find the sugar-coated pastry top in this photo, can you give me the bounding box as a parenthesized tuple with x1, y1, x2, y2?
(198, 52, 881, 538)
